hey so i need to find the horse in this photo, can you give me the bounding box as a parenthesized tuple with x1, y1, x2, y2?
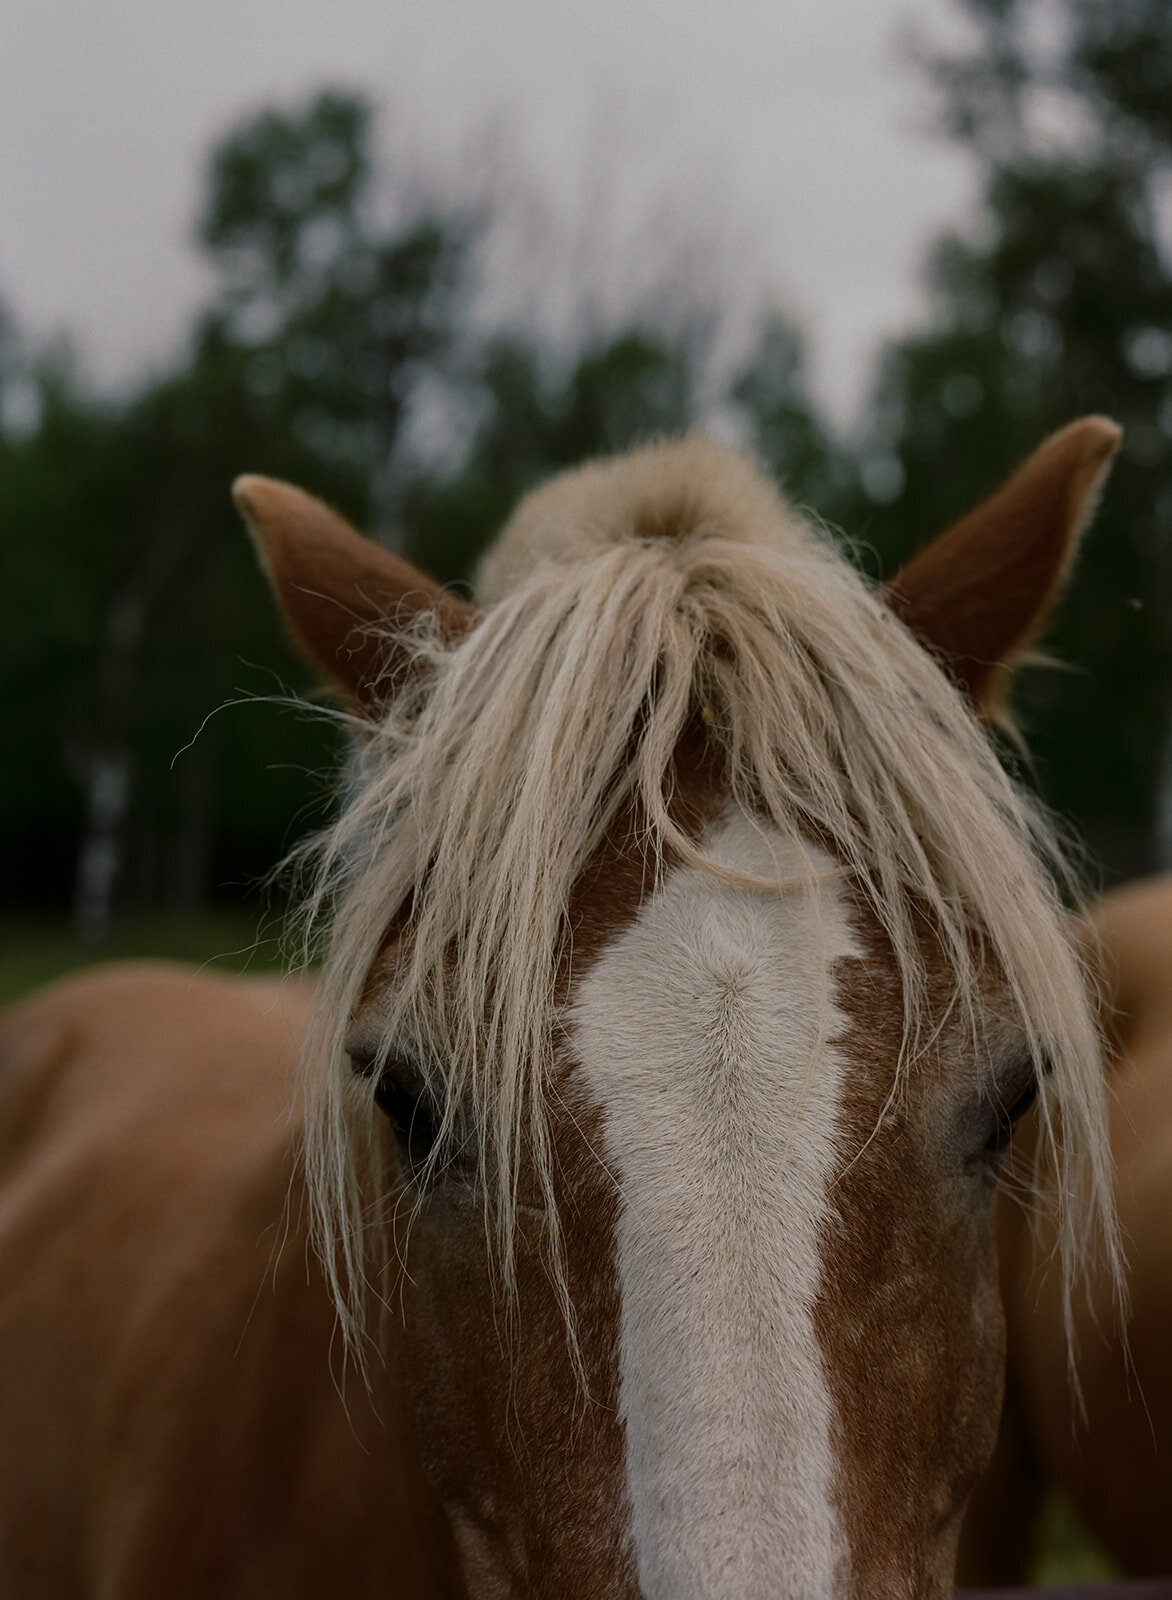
(0, 419, 1124, 1598)
(959, 873, 1172, 1587)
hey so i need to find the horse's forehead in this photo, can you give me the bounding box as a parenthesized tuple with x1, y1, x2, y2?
(565, 812, 1018, 1596)
(571, 813, 864, 1068)
(563, 733, 728, 983)
(568, 814, 862, 1596)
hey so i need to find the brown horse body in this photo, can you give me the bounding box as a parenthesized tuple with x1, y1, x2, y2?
(0, 964, 441, 1600)
(0, 423, 1133, 1597)
(962, 875, 1172, 1586)
(1064, 874, 1172, 1573)
(6, 880, 1172, 1595)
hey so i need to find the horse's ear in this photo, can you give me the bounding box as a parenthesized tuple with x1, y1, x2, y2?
(233, 476, 477, 713)
(886, 417, 1121, 719)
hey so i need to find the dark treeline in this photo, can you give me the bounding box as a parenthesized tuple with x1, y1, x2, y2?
(2, 0, 1170, 938)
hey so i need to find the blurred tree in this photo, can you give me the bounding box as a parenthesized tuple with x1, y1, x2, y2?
(0, 90, 478, 933)
(1, 341, 98, 911)
(403, 326, 704, 583)
(198, 89, 472, 540)
(1072, 0, 1172, 155)
(0, 334, 331, 934)
(405, 313, 846, 585)
(731, 316, 858, 522)
(0, 88, 846, 930)
(857, 0, 1172, 873)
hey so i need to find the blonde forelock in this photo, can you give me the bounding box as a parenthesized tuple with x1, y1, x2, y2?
(292, 437, 1119, 1349)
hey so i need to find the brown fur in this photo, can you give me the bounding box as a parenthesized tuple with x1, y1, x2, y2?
(343, 754, 724, 1596)
(0, 877, 1032, 1598)
(340, 798, 1026, 1597)
(0, 939, 1042, 1598)
(888, 417, 1121, 716)
(234, 475, 477, 711)
(819, 906, 1024, 1597)
(0, 965, 447, 1599)
(962, 875, 1172, 1583)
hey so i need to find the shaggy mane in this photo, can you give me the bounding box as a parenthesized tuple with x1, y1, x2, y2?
(295, 436, 1118, 1343)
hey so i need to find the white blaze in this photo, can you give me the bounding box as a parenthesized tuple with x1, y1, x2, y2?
(572, 813, 859, 1600)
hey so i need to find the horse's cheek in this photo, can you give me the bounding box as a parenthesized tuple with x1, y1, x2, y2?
(391, 1198, 634, 1598)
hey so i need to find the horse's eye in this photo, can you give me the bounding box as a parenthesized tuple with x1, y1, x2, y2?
(983, 1078, 1039, 1166)
(347, 1048, 439, 1168)
(373, 1072, 439, 1165)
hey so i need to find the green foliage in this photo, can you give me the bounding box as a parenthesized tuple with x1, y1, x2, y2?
(0, 91, 439, 918)
(403, 328, 702, 583)
(196, 88, 471, 531)
(732, 317, 859, 521)
(0, 88, 815, 922)
(201, 92, 374, 294)
(4, 22, 1171, 923)
(1032, 1492, 1119, 1585)
(858, 1, 1172, 871)
(1073, 0, 1172, 151)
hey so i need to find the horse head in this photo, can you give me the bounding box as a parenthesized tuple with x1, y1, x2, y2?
(236, 420, 1120, 1598)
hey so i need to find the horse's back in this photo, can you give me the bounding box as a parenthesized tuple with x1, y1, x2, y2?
(0, 960, 315, 1178)
(0, 964, 417, 1599)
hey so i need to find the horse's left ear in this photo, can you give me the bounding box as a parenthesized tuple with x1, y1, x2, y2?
(233, 475, 477, 714)
(886, 417, 1122, 719)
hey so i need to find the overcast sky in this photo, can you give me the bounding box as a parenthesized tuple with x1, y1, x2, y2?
(1, 0, 982, 428)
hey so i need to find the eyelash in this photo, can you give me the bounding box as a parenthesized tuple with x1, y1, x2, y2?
(984, 1078, 1039, 1163)
(373, 1071, 439, 1166)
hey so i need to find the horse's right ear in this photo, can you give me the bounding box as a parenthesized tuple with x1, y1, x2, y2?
(233, 476, 477, 714)
(886, 417, 1121, 720)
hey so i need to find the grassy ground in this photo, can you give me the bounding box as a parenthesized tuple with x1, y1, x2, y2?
(1033, 1492, 1119, 1585)
(0, 915, 1126, 1589)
